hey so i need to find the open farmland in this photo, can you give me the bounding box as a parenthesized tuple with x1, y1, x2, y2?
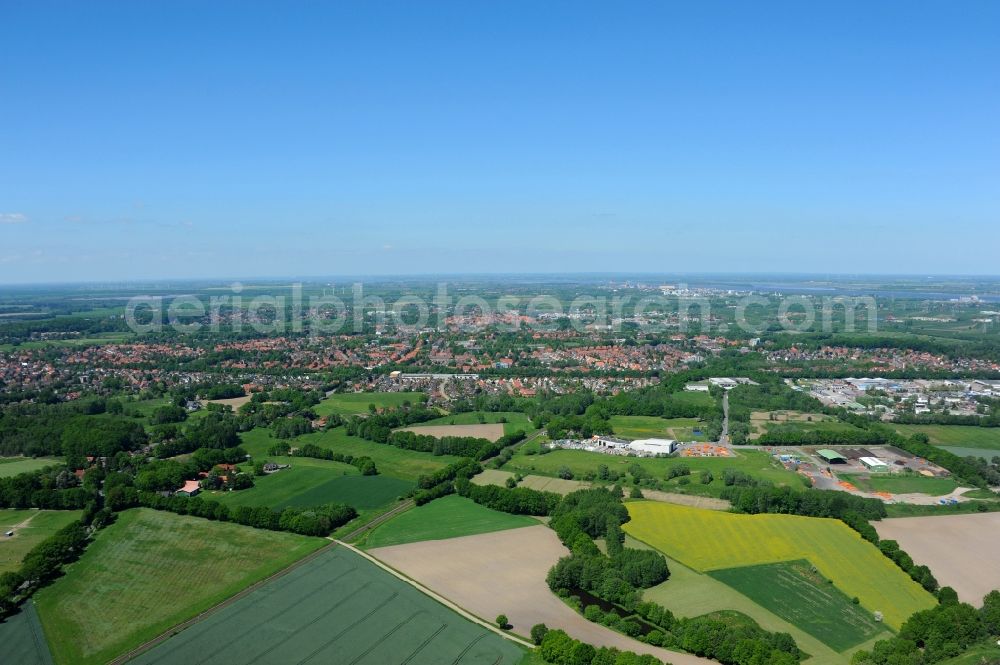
(622, 501, 936, 629)
(0, 457, 60, 478)
(240, 426, 458, 481)
(34, 508, 324, 665)
(892, 424, 1000, 451)
(709, 560, 885, 651)
(369, 525, 716, 665)
(127, 545, 525, 665)
(504, 447, 803, 497)
(634, 538, 885, 665)
(214, 465, 412, 511)
(750, 411, 861, 440)
(314, 391, 425, 417)
(205, 395, 252, 411)
(472, 469, 590, 495)
(0, 602, 54, 665)
(408, 411, 534, 435)
(874, 512, 1000, 605)
(850, 474, 959, 496)
(397, 422, 506, 441)
(0, 509, 83, 574)
(610, 416, 709, 441)
(362, 495, 538, 548)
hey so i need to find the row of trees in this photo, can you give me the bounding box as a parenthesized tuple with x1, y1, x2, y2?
(853, 590, 1000, 665)
(455, 477, 561, 515)
(130, 491, 356, 537)
(0, 466, 94, 510)
(274, 442, 378, 475)
(535, 627, 664, 665)
(719, 484, 888, 521)
(542, 488, 800, 665)
(0, 500, 112, 619)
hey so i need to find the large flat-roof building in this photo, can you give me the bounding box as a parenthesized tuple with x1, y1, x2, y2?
(860, 457, 890, 473)
(627, 438, 677, 456)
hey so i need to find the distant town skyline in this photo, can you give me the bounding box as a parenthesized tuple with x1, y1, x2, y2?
(2, 1, 998, 283)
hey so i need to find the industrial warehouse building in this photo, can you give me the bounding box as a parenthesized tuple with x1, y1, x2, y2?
(628, 438, 678, 456)
(816, 449, 848, 464)
(860, 456, 890, 473)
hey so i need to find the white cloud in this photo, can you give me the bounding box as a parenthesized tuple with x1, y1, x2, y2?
(0, 212, 28, 225)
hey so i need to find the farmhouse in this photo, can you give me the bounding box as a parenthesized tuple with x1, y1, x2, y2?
(176, 480, 201, 497)
(860, 456, 890, 473)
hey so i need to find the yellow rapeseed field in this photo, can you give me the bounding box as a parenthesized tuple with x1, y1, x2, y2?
(623, 501, 936, 629)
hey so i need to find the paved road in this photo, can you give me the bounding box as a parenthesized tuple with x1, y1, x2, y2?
(718, 391, 730, 445)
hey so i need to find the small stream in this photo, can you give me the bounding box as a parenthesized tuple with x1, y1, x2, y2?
(569, 588, 659, 636)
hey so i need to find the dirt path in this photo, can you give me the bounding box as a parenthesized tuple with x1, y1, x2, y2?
(341, 500, 415, 542)
(11, 512, 40, 529)
(369, 525, 718, 665)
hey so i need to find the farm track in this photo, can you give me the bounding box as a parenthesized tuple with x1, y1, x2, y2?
(107, 540, 339, 665)
(342, 499, 415, 542)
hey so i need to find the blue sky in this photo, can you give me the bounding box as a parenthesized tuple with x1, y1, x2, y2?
(1, 1, 998, 283)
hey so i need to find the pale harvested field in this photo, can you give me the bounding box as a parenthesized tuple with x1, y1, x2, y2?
(874, 512, 1000, 605)
(518, 475, 589, 494)
(640, 490, 731, 511)
(206, 395, 252, 410)
(370, 525, 716, 665)
(398, 423, 505, 442)
(472, 469, 515, 485)
(471, 470, 590, 495)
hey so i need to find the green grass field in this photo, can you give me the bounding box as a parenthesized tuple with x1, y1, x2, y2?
(634, 537, 883, 665)
(0, 602, 54, 665)
(669, 390, 717, 409)
(609, 416, 709, 441)
(850, 474, 959, 496)
(409, 411, 534, 435)
(0, 510, 83, 574)
(0, 332, 132, 353)
(213, 465, 413, 510)
(893, 424, 1000, 451)
(217, 458, 413, 511)
(937, 643, 1000, 665)
(623, 501, 936, 629)
(503, 447, 803, 497)
(939, 446, 1000, 460)
(709, 560, 885, 652)
(362, 495, 538, 548)
(127, 545, 526, 665)
(34, 508, 325, 665)
(0, 457, 61, 479)
(314, 391, 425, 417)
(240, 426, 458, 482)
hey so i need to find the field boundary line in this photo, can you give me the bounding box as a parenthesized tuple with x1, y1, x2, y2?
(341, 499, 415, 542)
(335, 540, 536, 649)
(108, 538, 337, 665)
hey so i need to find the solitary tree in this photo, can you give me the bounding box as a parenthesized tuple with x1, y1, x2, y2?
(496, 614, 508, 629)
